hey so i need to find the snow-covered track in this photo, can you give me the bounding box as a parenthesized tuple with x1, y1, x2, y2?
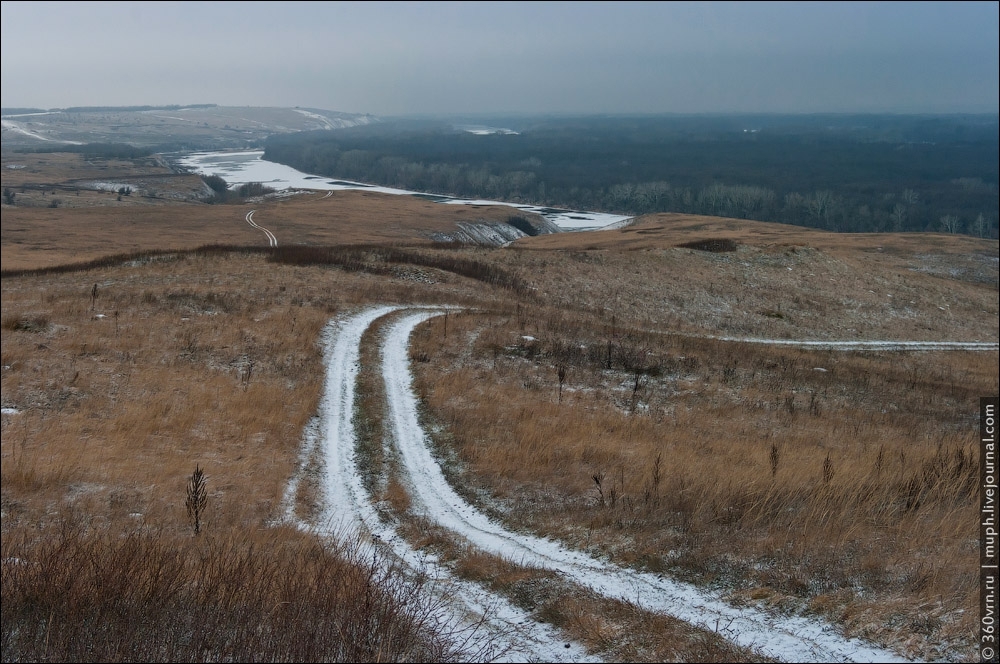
(381, 308, 915, 664)
(244, 209, 277, 246)
(281, 304, 931, 662)
(285, 305, 599, 663)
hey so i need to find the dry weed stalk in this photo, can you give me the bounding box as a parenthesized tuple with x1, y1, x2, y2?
(185, 464, 208, 535)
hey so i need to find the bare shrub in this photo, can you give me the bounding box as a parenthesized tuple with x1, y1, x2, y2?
(1, 314, 50, 333)
(676, 238, 739, 252)
(185, 465, 208, 535)
(0, 522, 469, 662)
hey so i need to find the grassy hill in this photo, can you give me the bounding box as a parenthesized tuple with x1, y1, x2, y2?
(2, 150, 997, 662)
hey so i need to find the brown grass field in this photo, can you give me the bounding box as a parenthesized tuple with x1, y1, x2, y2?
(2, 151, 998, 662)
(1, 151, 535, 270)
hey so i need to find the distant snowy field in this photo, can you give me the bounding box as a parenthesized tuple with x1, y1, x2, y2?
(454, 124, 519, 135)
(175, 150, 631, 231)
(1, 118, 83, 145)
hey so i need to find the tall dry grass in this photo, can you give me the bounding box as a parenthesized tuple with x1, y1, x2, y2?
(1, 519, 469, 663)
(489, 239, 998, 343)
(1, 249, 503, 662)
(408, 304, 997, 661)
(3, 210, 996, 661)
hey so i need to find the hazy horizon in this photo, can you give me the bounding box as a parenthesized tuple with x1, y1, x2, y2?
(2, 1, 997, 116)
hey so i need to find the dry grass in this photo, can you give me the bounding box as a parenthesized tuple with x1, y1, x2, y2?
(3, 152, 997, 661)
(2, 253, 326, 531)
(350, 310, 772, 661)
(2, 149, 544, 271)
(0, 191, 537, 271)
(520, 211, 997, 261)
(0, 248, 505, 662)
(1, 520, 467, 663)
(2, 152, 170, 187)
(408, 305, 997, 661)
(1, 151, 210, 211)
(495, 235, 998, 342)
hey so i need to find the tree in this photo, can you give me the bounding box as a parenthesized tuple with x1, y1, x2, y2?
(237, 182, 275, 198)
(201, 174, 228, 193)
(939, 214, 961, 234)
(971, 213, 988, 238)
(890, 203, 907, 232)
(808, 190, 835, 226)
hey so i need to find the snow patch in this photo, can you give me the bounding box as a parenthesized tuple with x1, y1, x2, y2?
(1, 119, 83, 144)
(83, 181, 136, 193)
(455, 124, 519, 135)
(708, 338, 998, 351)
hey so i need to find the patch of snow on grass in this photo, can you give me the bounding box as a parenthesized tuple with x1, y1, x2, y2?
(85, 181, 135, 193)
(1, 119, 83, 144)
(292, 108, 336, 130)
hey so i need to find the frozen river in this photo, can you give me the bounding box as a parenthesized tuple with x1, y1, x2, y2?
(173, 150, 632, 231)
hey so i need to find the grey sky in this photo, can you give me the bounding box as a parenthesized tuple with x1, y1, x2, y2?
(2, 1, 997, 115)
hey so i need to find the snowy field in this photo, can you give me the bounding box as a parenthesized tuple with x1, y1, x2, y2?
(1, 118, 83, 144)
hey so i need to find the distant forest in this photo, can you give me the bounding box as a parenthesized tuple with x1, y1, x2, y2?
(263, 114, 999, 238)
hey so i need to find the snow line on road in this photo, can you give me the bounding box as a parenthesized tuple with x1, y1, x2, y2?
(706, 337, 998, 351)
(281, 305, 600, 663)
(382, 308, 916, 664)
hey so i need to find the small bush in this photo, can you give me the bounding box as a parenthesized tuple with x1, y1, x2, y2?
(677, 238, 739, 252)
(1, 314, 50, 333)
(506, 215, 539, 236)
(201, 174, 229, 193)
(237, 182, 276, 198)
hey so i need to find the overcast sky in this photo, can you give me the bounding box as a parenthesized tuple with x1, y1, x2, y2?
(2, 1, 997, 116)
